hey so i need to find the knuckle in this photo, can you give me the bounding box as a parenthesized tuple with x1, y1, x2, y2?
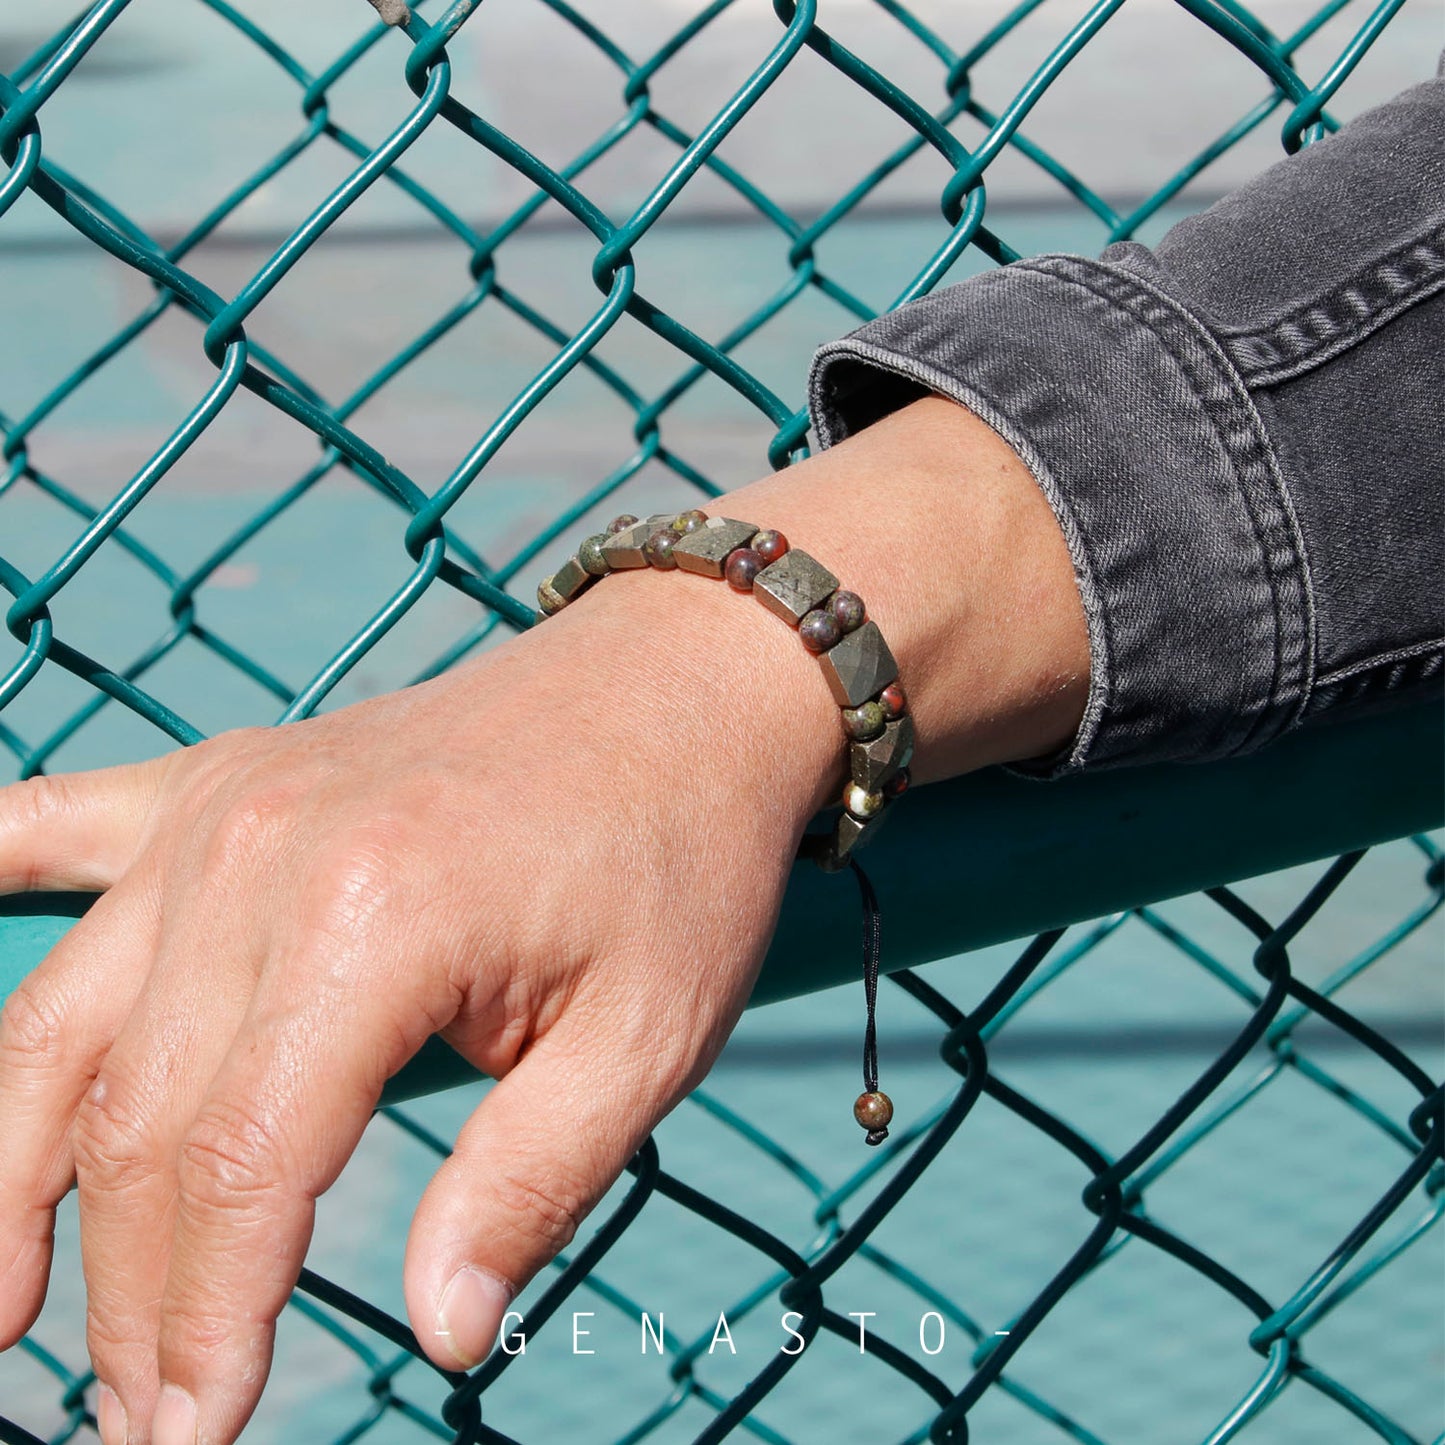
(177, 1099, 287, 1216)
(3, 774, 72, 833)
(488, 1166, 586, 1258)
(0, 776, 74, 889)
(72, 1074, 158, 1183)
(0, 980, 68, 1069)
(85, 1300, 147, 1363)
(201, 786, 301, 879)
(304, 823, 410, 942)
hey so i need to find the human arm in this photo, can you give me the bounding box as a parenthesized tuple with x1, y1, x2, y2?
(0, 396, 1086, 1445)
(0, 67, 1441, 1445)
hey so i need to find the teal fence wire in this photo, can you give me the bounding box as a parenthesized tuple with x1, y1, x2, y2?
(1, 1, 1441, 1441)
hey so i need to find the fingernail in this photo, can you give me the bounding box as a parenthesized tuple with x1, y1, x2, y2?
(436, 1266, 512, 1369)
(96, 1384, 128, 1445)
(151, 1384, 196, 1445)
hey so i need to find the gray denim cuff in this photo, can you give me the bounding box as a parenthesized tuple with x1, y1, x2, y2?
(807, 256, 1314, 777)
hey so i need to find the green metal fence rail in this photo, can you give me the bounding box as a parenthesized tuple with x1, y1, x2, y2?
(1, 1, 1441, 1441)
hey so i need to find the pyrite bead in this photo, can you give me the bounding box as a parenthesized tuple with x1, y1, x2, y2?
(674, 519, 759, 577)
(753, 529, 789, 564)
(854, 1091, 893, 1132)
(578, 533, 612, 576)
(850, 716, 916, 791)
(819, 620, 899, 708)
(844, 782, 885, 819)
(551, 556, 593, 602)
(644, 528, 680, 568)
(672, 508, 708, 534)
(798, 607, 841, 654)
(724, 547, 765, 591)
(602, 517, 666, 568)
(607, 513, 639, 534)
(879, 682, 907, 720)
(831, 589, 866, 634)
(842, 701, 887, 741)
(754, 551, 839, 625)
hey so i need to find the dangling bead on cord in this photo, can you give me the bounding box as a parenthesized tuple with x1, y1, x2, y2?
(849, 857, 891, 1146)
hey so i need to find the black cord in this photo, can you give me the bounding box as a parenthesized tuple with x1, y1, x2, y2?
(850, 857, 889, 1144)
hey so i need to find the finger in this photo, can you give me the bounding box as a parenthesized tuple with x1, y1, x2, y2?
(72, 890, 256, 1445)
(150, 926, 458, 1445)
(0, 759, 167, 894)
(404, 1016, 674, 1373)
(0, 882, 158, 1349)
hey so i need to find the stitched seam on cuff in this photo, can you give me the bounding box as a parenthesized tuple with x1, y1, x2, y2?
(1026, 255, 1317, 755)
(1221, 222, 1445, 387)
(1316, 637, 1445, 688)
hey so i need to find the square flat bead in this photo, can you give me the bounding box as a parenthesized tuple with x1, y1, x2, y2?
(850, 716, 916, 790)
(820, 621, 898, 707)
(754, 549, 839, 625)
(673, 518, 758, 577)
(601, 516, 673, 569)
(551, 555, 594, 602)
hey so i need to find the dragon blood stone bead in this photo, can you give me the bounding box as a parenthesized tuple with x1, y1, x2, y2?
(830, 589, 866, 634)
(671, 508, 709, 534)
(644, 528, 680, 568)
(842, 701, 887, 741)
(578, 533, 612, 576)
(853, 1091, 893, 1132)
(607, 513, 639, 534)
(879, 681, 907, 719)
(883, 768, 911, 799)
(844, 782, 885, 819)
(752, 528, 789, 565)
(724, 546, 765, 590)
(798, 607, 841, 654)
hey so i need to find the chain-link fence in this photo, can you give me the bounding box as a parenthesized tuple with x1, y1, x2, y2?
(1, 1, 1441, 1441)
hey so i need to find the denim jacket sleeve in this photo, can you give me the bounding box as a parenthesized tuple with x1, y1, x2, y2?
(806, 72, 1444, 777)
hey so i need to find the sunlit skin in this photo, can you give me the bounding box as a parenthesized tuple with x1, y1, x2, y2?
(0, 397, 1087, 1445)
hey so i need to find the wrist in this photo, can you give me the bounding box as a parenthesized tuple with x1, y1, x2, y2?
(522, 560, 844, 845)
(711, 397, 1089, 785)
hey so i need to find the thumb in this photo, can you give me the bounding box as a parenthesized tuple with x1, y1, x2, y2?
(403, 1022, 668, 1372)
(0, 757, 168, 894)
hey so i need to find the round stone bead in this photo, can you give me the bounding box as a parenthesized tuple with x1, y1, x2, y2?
(844, 781, 885, 819)
(672, 508, 709, 534)
(724, 547, 765, 591)
(578, 533, 612, 576)
(798, 607, 841, 654)
(752, 529, 789, 565)
(607, 513, 640, 534)
(879, 682, 907, 720)
(644, 528, 679, 568)
(883, 768, 911, 799)
(842, 701, 887, 741)
(830, 589, 866, 634)
(854, 1091, 893, 1132)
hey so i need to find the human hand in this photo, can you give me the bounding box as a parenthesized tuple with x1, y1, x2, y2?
(0, 569, 840, 1445)
(0, 397, 1088, 1445)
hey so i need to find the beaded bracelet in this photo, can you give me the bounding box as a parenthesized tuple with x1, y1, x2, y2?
(537, 507, 911, 1145)
(538, 509, 915, 870)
